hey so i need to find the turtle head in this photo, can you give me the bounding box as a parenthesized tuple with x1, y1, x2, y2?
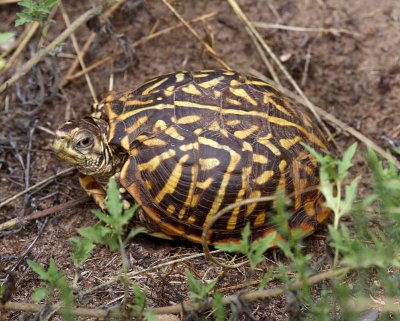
(53, 117, 115, 177)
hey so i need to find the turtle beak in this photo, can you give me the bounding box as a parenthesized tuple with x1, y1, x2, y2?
(52, 130, 85, 164)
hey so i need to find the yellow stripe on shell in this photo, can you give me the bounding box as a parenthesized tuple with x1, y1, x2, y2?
(199, 158, 220, 171)
(117, 103, 175, 122)
(264, 93, 292, 116)
(213, 90, 221, 98)
(208, 120, 220, 131)
(182, 84, 202, 95)
(246, 190, 261, 216)
(279, 136, 302, 150)
(234, 125, 259, 139)
(181, 160, 198, 217)
(137, 149, 176, 172)
(155, 154, 190, 202)
(124, 99, 155, 106)
(253, 154, 268, 164)
(179, 143, 196, 152)
(230, 80, 242, 87)
(165, 126, 185, 140)
(257, 134, 281, 156)
(198, 76, 225, 88)
(142, 138, 167, 147)
(175, 73, 185, 82)
(152, 119, 168, 132)
(255, 170, 274, 185)
(196, 177, 214, 190)
(226, 98, 242, 106)
(226, 119, 241, 126)
(177, 115, 201, 124)
(226, 165, 252, 230)
(166, 204, 176, 214)
(253, 212, 266, 227)
(203, 146, 241, 227)
(141, 77, 169, 95)
(117, 115, 149, 150)
(229, 87, 258, 106)
(279, 160, 287, 172)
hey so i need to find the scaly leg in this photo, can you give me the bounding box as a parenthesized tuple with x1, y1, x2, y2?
(78, 174, 106, 210)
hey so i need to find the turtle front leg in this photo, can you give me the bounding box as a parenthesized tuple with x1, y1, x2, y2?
(78, 174, 107, 210)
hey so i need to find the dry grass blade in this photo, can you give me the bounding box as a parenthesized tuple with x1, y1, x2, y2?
(252, 22, 361, 37)
(61, 0, 126, 87)
(245, 25, 281, 86)
(250, 71, 400, 169)
(59, 0, 98, 103)
(0, 5, 102, 94)
(0, 168, 74, 209)
(66, 11, 219, 82)
(0, 196, 88, 232)
(227, 0, 336, 149)
(0, 23, 39, 72)
(0, 0, 19, 3)
(161, 0, 231, 70)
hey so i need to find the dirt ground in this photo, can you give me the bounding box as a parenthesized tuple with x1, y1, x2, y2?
(0, 0, 399, 320)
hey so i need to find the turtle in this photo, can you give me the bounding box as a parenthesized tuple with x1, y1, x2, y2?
(52, 70, 332, 245)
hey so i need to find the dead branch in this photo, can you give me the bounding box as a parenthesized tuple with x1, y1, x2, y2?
(0, 6, 102, 94)
(0, 196, 88, 232)
(0, 168, 74, 209)
(161, 0, 230, 70)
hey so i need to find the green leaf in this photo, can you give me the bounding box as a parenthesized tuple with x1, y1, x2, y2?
(213, 292, 225, 321)
(31, 287, 49, 302)
(126, 227, 145, 243)
(258, 269, 274, 290)
(0, 32, 15, 45)
(27, 260, 48, 280)
(69, 236, 95, 267)
(15, 12, 33, 26)
(215, 223, 251, 254)
(129, 283, 147, 315)
(0, 59, 6, 71)
(185, 268, 218, 303)
(120, 204, 140, 226)
(143, 310, 157, 321)
(15, 0, 58, 26)
(77, 224, 110, 243)
(104, 177, 123, 218)
(248, 232, 276, 268)
(338, 142, 357, 179)
(340, 176, 360, 216)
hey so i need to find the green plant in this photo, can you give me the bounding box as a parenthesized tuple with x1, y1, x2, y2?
(15, 0, 58, 27)
(215, 223, 277, 270)
(28, 259, 73, 321)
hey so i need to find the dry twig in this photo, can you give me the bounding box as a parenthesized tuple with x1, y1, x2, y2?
(0, 267, 349, 317)
(0, 168, 74, 209)
(227, 0, 336, 149)
(0, 6, 102, 94)
(0, 196, 88, 231)
(161, 0, 230, 70)
(66, 11, 219, 82)
(59, 0, 98, 103)
(252, 22, 361, 37)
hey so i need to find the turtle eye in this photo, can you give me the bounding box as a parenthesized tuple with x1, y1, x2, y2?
(76, 136, 94, 149)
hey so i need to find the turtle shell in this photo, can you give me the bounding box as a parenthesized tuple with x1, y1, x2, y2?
(101, 70, 331, 244)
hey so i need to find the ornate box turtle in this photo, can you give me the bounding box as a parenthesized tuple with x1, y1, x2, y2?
(53, 70, 331, 245)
